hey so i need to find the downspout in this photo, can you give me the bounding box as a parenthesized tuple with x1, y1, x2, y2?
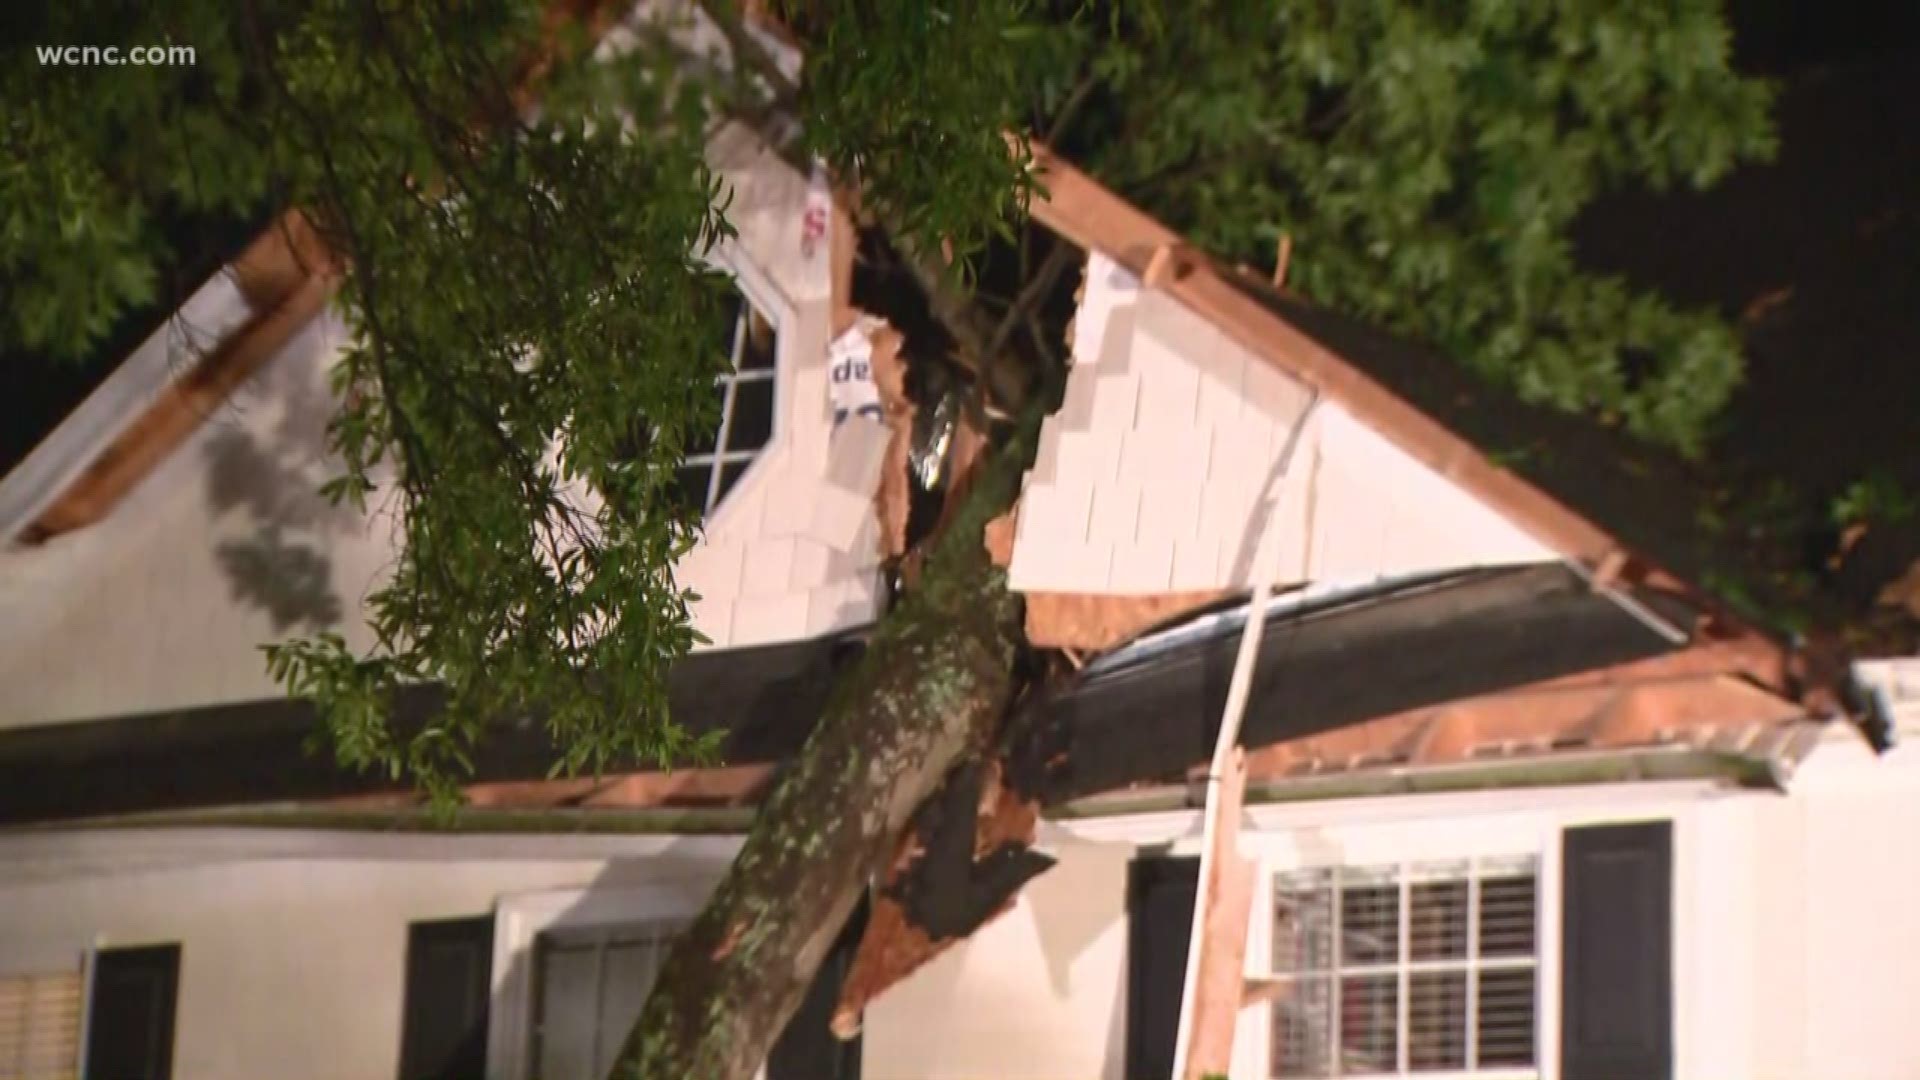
(1169, 392, 1320, 1079)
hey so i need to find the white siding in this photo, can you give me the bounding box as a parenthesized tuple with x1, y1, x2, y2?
(1008, 252, 1552, 598)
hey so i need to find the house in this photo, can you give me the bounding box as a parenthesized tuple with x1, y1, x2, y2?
(4, 22, 1920, 1080)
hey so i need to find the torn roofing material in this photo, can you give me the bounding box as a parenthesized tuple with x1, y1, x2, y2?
(999, 562, 1701, 805)
(0, 561, 1711, 826)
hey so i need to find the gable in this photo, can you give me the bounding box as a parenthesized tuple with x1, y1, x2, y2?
(0, 131, 888, 730)
(1007, 252, 1552, 599)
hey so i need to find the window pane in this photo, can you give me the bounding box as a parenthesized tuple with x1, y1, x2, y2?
(728, 377, 775, 452)
(714, 459, 753, 507)
(716, 290, 746, 357)
(740, 305, 777, 371)
(686, 388, 725, 456)
(596, 939, 668, 1076)
(1272, 976, 1332, 1078)
(1339, 974, 1398, 1074)
(1475, 968, 1537, 1068)
(1274, 871, 1334, 974)
(1409, 878, 1468, 962)
(1478, 873, 1537, 958)
(534, 941, 601, 1080)
(1340, 873, 1399, 966)
(1408, 970, 1467, 1072)
(672, 463, 712, 514)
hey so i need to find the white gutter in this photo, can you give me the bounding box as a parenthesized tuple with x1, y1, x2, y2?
(1169, 392, 1319, 1079)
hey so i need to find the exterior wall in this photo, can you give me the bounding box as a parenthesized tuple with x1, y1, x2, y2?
(867, 741, 1920, 1080)
(1007, 252, 1551, 597)
(0, 832, 738, 1080)
(7, 747, 1920, 1080)
(0, 128, 884, 730)
(1784, 730, 1920, 1078)
(861, 838, 1133, 1080)
(0, 313, 396, 728)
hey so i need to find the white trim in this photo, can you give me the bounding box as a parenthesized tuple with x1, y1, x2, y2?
(699, 240, 792, 537)
(487, 878, 723, 1080)
(1048, 779, 1731, 849)
(0, 273, 255, 544)
(1252, 852, 1549, 1079)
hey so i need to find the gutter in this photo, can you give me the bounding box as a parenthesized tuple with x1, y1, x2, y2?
(1047, 744, 1784, 823)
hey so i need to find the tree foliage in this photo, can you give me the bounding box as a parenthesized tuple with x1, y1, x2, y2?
(1070, 0, 1775, 453)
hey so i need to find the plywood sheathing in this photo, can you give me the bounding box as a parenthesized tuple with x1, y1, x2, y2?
(1239, 647, 1806, 782)
(984, 508, 1017, 568)
(1022, 589, 1231, 652)
(28, 213, 341, 540)
(1180, 747, 1255, 1080)
(867, 319, 915, 560)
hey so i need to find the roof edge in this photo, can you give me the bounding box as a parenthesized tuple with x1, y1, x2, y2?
(3, 214, 337, 544)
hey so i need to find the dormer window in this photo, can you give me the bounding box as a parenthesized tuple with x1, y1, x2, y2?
(673, 287, 777, 516)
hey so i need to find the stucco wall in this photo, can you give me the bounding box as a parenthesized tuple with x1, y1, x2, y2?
(1785, 733, 1920, 1078)
(6, 752, 1920, 1080)
(0, 855, 609, 1079)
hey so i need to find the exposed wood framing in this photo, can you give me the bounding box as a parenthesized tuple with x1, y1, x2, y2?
(1180, 748, 1254, 1080)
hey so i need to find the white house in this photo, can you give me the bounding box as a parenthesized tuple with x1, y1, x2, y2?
(4, 35, 1920, 1080)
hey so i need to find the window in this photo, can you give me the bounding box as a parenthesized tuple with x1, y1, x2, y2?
(0, 969, 82, 1080)
(1270, 858, 1538, 1078)
(529, 920, 681, 1080)
(521, 913, 864, 1080)
(674, 289, 778, 516)
(84, 944, 180, 1080)
(399, 917, 494, 1080)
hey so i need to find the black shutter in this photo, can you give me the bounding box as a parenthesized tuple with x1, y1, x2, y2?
(85, 943, 180, 1080)
(767, 898, 868, 1080)
(1560, 821, 1673, 1080)
(398, 916, 494, 1080)
(1126, 855, 1199, 1080)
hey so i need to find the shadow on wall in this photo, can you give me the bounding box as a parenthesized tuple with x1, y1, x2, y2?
(200, 339, 370, 634)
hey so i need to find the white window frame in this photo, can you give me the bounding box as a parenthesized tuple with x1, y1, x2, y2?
(486, 878, 769, 1080)
(1260, 857, 1544, 1080)
(686, 245, 791, 534)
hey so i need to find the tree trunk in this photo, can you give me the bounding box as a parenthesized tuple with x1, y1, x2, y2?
(612, 428, 1032, 1079)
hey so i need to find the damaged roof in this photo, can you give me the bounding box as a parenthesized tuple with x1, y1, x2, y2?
(0, 122, 1837, 829)
(0, 563, 1802, 827)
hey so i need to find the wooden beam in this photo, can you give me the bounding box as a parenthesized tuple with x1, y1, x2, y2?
(1180, 747, 1254, 1079)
